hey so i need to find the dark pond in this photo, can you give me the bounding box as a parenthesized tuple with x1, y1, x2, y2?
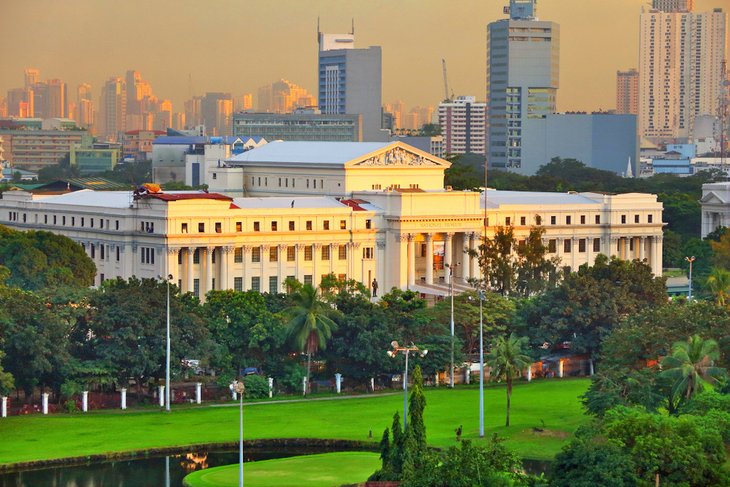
(0, 449, 552, 487)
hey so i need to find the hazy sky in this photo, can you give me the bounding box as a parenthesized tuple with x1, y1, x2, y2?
(0, 0, 724, 113)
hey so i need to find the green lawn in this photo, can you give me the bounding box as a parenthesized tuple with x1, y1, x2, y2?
(0, 378, 589, 466)
(183, 452, 380, 487)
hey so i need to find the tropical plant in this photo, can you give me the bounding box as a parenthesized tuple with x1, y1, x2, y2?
(705, 267, 730, 306)
(660, 335, 725, 404)
(285, 284, 338, 394)
(486, 333, 532, 426)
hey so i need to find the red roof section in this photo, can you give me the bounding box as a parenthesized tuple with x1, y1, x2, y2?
(124, 129, 166, 136)
(144, 193, 232, 202)
(340, 198, 370, 211)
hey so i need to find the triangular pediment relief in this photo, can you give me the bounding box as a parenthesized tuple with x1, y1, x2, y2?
(348, 143, 451, 168)
(700, 191, 727, 205)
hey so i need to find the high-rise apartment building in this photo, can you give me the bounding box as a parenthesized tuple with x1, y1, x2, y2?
(318, 28, 384, 141)
(616, 69, 639, 115)
(24, 68, 40, 89)
(639, 6, 727, 141)
(76, 83, 95, 131)
(6, 88, 33, 117)
(45, 79, 67, 119)
(99, 77, 126, 142)
(486, 0, 560, 169)
(652, 0, 694, 12)
(257, 80, 315, 113)
(200, 92, 233, 136)
(438, 96, 487, 155)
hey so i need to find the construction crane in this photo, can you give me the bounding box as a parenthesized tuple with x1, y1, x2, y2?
(442, 59, 454, 102)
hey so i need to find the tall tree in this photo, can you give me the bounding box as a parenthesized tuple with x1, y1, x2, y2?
(285, 284, 338, 394)
(486, 333, 531, 427)
(705, 268, 730, 306)
(660, 335, 725, 404)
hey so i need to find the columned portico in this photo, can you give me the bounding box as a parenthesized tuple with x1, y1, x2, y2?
(425, 234, 434, 285)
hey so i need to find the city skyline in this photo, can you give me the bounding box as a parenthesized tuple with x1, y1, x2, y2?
(1, 0, 724, 114)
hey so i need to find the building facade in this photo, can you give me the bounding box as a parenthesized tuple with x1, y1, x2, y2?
(487, 0, 560, 170)
(318, 30, 384, 142)
(437, 96, 487, 155)
(0, 142, 664, 299)
(98, 77, 127, 142)
(616, 69, 639, 115)
(700, 182, 730, 237)
(232, 111, 361, 142)
(0, 128, 91, 172)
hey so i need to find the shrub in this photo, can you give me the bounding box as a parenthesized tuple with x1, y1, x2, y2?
(243, 375, 270, 399)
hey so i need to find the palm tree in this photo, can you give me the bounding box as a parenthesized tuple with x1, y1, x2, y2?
(660, 335, 725, 403)
(285, 284, 337, 394)
(486, 332, 532, 427)
(706, 268, 730, 306)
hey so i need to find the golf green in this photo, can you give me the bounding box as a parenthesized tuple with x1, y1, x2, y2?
(183, 452, 380, 487)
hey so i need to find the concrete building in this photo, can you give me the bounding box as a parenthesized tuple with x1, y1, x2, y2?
(0, 126, 91, 172)
(616, 69, 639, 115)
(0, 142, 665, 298)
(232, 110, 361, 142)
(389, 135, 445, 158)
(438, 96, 487, 155)
(200, 92, 233, 137)
(98, 77, 127, 142)
(487, 0, 560, 170)
(701, 182, 730, 237)
(653, 0, 694, 12)
(318, 29, 384, 142)
(70, 142, 122, 175)
(519, 113, 639, 176)
(122, 129, 166, 161)
(76, 83, 95, 132)
(639, 6, 728, 142)
(257, 80, 316, 114)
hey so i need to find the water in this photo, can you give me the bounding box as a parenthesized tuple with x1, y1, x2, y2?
(0, 448, 552, 486)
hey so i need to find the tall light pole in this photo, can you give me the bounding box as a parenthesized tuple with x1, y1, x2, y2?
(686, 256, 696, 300)
(230, 380, 245, 487)
(387, 341, 427, 429)
(446, 262, 460, 388)
(478, 289, 485, 437)
(159, 274, 173, 412)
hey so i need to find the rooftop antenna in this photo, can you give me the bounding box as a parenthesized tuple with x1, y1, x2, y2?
(351, 18, 355, 35)
(317, 16, 320, 40)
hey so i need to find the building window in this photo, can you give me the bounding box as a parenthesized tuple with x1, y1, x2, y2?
(563, 239, 572, 253)
(236, 221, 242, 232)
(198, 222, 205, 232)
(595, 215, 600, 224)
(323, 220, 330, 230)
(340, 220, 346, 230)
(271, 221, 278, 232)
(211, 249, 216, 264)
(306, 220, 313, 231)
(304, 246, 313, 261)
(322, 245, 330, 260)
(115, 220, 120, 230)
(91, 244, 96, 258)
(81, 217, 85, 227)
(304, 275, 313, 286)
(252, 247, 261, 263)
(116, 246, 121, 262)
(505, 217, 511, 226)
(251, 276, 261, 292)
(44, 215, 48, 224)
(580, 215, 586, 224)
(91, 218, 95, 228)
(578, 239, 586, 252)
(63, 216, 66, 225)
(365, 219, 372, 229)
(234, 277, 243, 292)
(287, 246, 295, 261)
(566, 216, 572, 225)
(211, 278, 216, 290)
(193, 279, 200, 297)
(648, 214, 653, 223)
(234, 247, 243, 263)
(181, 223, 188, 233)
(269, 246, 278, 262)
(338, 245, 347, 260)
(593, 238, 601, 252)
(548, 239, 557, 253)
(363, 247, 374, 259)
(535, 215, 542, 225)
(72, 217, 75, 226)
(178, 250, 183, 264)
(53, 215, 57, 225)
(634, 215, 640, 223)
(520, 216, 526, 226)
(289, 221, 295, 231)
(269, 276, 278, 294)
(215, 222, 222, 233)
(254, 221, 260, 232)
(621, 215, 626, 224)
(100, 245, 106, 260)
(193, 248, 200, 264)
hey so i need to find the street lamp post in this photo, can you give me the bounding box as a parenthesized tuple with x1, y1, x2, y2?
(478, 289, 485, 438)
(387, 341, 427, 429)
(159, 274, 173, 412)
(686, 256, 696, 300)
(230, 380, 245, 487)
(445, 262, 460, 388)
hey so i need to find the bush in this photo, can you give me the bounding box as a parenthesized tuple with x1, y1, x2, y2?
(243, 375, 270, 399)
(551, 438, 637, 487)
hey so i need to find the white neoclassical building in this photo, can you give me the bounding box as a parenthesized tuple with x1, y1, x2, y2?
(0, 141, 665, 299)
(700, 182, 730, 238)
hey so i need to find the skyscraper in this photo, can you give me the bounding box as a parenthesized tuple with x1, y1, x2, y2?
(486, 0, 560, 169)
(318, 26, 383, 141)
(438, 96, 487, 155)
(639, 6, 727, 141)
(257, 80, 316, 113)
(76, 83, 95, 131)
(99, 77, 126, 142)
(24, 68, 40, 89)
(616, 69, 639, 115)
(45, 79, 67, 118)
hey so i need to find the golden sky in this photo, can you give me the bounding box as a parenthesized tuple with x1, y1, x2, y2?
(0, 0, 724, 113)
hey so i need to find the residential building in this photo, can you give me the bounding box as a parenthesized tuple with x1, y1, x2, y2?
(0, 142, 665, 298)
(653, 0, 694, 12)
(438, 96, 487, 155)
(639, 6, 727, 141)
(318, 29, 385, 141)
(257, 80, 316, 113)
(487, 0, 560, 169)
(232, 110, 361, 142)
(98, 77, 126, 142)
(122, 129, 166, 161)
(76, 83, 95, 131)
(200, 92, 233, 136)
(24, 68, 40, 88)
(616, 69, 639, 115)
(0, 127, 91, 172)
(6, 88, 34, 118)
(70, 142, 122, 175)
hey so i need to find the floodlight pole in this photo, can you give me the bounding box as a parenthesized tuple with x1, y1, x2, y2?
(388, 342, 427, 430)
(478, 289, 485, 438)
(686, 256, 695, 300)
(160, 274, 173, 412)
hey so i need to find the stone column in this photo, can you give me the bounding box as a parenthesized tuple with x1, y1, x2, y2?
(407, 234, 416, 288)
(42, 392, 49, 415)
(350, 242, 361, 282)
(82, 391, 88, 412)
(120, 388, 127, 410)
(585, 236, 592, 267)
(166, 247, 179, 284)
(195, 383, 202, 404)
(610, 237, 619, 258)
(241, 246, 250, 291)
(468, 232, 478, 281)
(425, 234, 434, 285)
(444, 232, 454, 284)
(329, 243, 336, 275)
(654, 236, 663, 276)
(639, 237, 646, 262)
(205, 246, 214, 293)
(295, 244, 305, 283)
(278, 244, 288, 291)
(261, 245, 270, 292)
(1, 396, 6, 418)
(221, 246, 234, 291)
(268, 377, 274, 398)
(158, 385, 165, 407)
(313, 244, 322, 287)
(186, 247, 195, 294)
(335, 373, 342, 393)
(570, 238, 577, 270)
(527, 367, 532, 382)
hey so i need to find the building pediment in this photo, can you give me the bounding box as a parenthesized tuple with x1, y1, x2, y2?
(347, 143, 451, 169)
(700, 191, 727, 205)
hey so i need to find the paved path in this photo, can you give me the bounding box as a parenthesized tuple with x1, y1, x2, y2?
(208, 392, 399, 408)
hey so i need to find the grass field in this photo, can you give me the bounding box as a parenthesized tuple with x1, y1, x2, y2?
(0, 378, 589, 466)
(183, 452, 381, 487)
